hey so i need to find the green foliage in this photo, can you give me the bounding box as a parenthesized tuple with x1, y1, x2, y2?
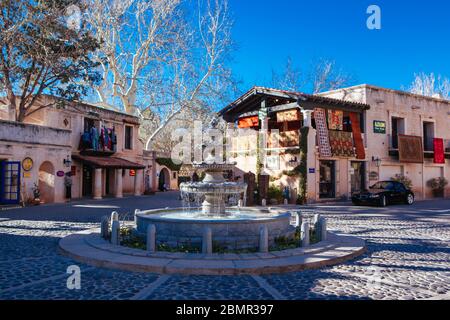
(268, 185, 283, 202)
(120, 227, 146, 250)
(256, 132, 262, 180)
(297, 127, 309, 204)
(158, 243, 201, 254)
(0, 0, 101, 121)
(213, 242, 258, 254)
(310, 228, 320, 245)
(156, 158, 182, 171)
(119, 225, 321, 254)
(282, 165, 302, 177)
(391, 174, 413, 189)
(271, 227, 301, 251)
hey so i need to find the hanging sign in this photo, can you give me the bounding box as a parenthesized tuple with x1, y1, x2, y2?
(129, 169, 136, 177)
(373, 120, 386, 134)
(57, 171, 65, 177)
(23, 172, 32, 179)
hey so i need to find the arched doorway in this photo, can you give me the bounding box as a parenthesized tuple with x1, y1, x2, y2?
(39, 161, 55, 203)
(158, 168, 170, 191)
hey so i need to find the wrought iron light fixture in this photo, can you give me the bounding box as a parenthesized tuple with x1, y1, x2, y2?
(372, 156, 382, 168)
(63, 155, 72, 168)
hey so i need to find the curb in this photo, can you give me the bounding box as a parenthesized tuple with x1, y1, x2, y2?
(59, 229, 367, 276)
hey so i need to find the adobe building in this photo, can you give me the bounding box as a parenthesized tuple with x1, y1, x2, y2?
(320, 85, 450, 200)
(219, 86, 450, 204)
(0, 96, 149, 205)
(143, 150, 180, 192)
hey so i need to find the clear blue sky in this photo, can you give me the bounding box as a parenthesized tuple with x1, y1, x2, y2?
(229, 0, 450, 92)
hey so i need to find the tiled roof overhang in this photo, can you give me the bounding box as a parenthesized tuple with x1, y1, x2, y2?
(218, 86, 370, 122)
(72, 155, 145, 169)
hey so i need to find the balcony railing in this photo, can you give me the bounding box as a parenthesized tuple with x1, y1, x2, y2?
(79, 130, 117, 155)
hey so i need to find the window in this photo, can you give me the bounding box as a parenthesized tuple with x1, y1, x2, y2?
(391, 117, 405, 149)
(125, 126, 133, 150)
(84, 118, 93, 132)
(423, 121, 435, 152)
(371, 181, 394, 190)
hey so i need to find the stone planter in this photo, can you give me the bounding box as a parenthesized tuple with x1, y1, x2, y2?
(136, 208, 295, 251)
(432, 189, 444, 198)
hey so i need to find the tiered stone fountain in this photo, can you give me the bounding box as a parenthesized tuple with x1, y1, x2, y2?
(135, 156, 295, 251)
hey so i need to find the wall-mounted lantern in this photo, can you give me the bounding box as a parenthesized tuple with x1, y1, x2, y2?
(372, 156, 382, 168)
(63, 155, 72, 168)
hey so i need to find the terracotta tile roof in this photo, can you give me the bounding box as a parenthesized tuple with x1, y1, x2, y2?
(72, 155, 145, 169)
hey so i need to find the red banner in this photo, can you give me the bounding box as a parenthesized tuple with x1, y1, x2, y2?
(434, 138, 445, 164)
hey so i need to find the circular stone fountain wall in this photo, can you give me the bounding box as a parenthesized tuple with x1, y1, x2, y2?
(136, 208, 295, 251)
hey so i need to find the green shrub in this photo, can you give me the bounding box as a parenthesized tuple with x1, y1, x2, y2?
(268, 185, 283, 202)
(427, 177, 448, 191)
(155, 158, 182, 171)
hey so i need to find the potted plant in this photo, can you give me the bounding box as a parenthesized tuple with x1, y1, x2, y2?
(391, 174, 413, 189)
(267, 185, 283, 205)
(427, 177, 448, 198)
(32, 183, 41, 205)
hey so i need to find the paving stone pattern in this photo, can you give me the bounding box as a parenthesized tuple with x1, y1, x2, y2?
(0, 194, 449, 300)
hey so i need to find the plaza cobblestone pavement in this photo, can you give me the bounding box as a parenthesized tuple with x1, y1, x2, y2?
(0, 192, 449, 300)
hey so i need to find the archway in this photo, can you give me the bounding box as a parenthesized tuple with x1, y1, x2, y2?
(158, 168, 170, 191)
(38, 161, 55, 203)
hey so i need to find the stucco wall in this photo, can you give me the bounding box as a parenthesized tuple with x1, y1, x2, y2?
(0, 120, 72, 204)
(0, 97, 145, 202)
(321, 85, 450, 200)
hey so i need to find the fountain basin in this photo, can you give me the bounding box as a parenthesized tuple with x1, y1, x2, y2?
(180, 182, 247, 194)
(135, 208, 295, 251)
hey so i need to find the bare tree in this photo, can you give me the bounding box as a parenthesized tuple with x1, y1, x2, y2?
(143, 0, 234, 150)
(0, 0, 100, 122)
(409, 72, 450, 99)
(271, 57, 303, 92)
(272, 57, 352, 94)
(310, 59, 352, 94)
(85, 0, 187, 114)
(85, 0, 235, 151)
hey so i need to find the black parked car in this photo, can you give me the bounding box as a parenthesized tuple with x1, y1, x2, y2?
(352, 181, 415, 207)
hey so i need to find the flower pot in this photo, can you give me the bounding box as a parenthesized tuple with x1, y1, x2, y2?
(432, 189, 444, 198)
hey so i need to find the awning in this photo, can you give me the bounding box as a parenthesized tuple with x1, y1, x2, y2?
(72, 155, 145, 169)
